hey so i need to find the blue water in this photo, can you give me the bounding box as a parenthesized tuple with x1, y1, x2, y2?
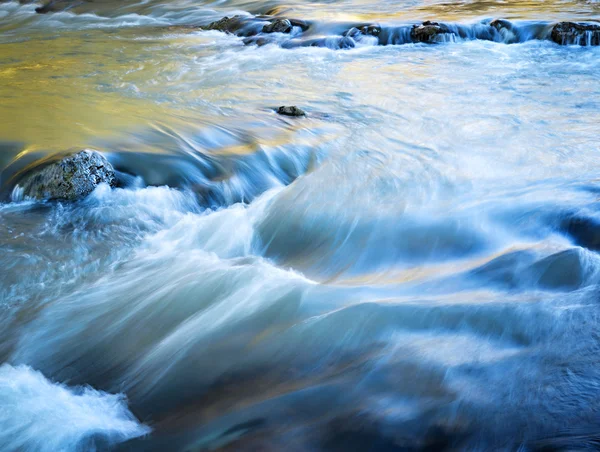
(1, 0, 600, 450)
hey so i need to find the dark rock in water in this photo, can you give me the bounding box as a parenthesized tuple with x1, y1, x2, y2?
(358, 24, 381, 37)
(15, 150, 116, 201)
(344, 27, 361, 39)
(489, 19, 521, 43)
(289, 18, 310, 31)
(345, 24, 381, 38)
(277, 106, 306, 117)
(489, 19, 514, 31)
(34, 0, 83, 13)
(411, 21, 452, 43)
(550, 22, 600, 46)
(205, 15, 308, 38)
(262, 19, 292, 34)
(205, 16, 247, 34)
(344, 24, 381, 41)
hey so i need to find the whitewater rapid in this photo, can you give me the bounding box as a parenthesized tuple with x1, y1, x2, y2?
(0, 364, 150, 451)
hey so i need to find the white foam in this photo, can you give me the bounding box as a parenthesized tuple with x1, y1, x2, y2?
(0, 364, 150, 452)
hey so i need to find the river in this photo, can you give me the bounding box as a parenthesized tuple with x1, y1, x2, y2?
(1, 0, 600, 450)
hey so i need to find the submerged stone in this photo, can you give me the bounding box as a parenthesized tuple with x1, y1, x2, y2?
(277, 106, 306, 117)
(16, 150, 116, 201)
(289, 18, 310, 31)
(360, 24, 381, 37)
(489, 19, 521, 43)
(411, 21, 453, 43)
(345, 24, 382, 38)
(551, 22, 600, 45)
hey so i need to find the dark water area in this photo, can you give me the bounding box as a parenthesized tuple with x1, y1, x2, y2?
(1, 0, 600, 450)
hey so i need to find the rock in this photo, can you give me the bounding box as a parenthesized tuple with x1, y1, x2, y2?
(489, 19, 514, 31)
(277, 106, 306, 117)
(34, 0, 83, 13)
(16, 150, 116, 201)
(289, 19, 310, 31)
(359, 24, 381, 37)
(411, 21, 452, 43)
(489, 19, 520, 43)
(344, 24, 381, 39)
(550, 22, 600, 45)
(344, 27, 361, 39)
(262, 19, 292, 34)
(205, 15, 309, 38)
(204, 16, 246, 34)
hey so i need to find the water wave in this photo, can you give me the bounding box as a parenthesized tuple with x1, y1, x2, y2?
(0, 364, 149, 452)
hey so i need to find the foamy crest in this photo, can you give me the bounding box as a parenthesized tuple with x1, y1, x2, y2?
(0, 364, 150, 452)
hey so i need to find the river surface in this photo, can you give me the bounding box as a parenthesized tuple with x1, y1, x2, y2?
(1, 0, 600, 450)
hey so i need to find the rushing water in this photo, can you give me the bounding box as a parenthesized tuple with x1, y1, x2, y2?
(1, 0, 600, 450)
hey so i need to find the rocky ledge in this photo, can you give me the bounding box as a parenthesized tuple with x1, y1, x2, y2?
(21, 4, 600, 48)
(14, 150, 116, 201)
(200, 16, 600, 48)
(550, 22, 600, 46)
(204, 15, 309, 37)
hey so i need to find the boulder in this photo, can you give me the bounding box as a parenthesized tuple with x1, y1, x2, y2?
(15, 150, 116, 201)
(205, 15, 309, 38)
(263, 19, 292, 34)
(411, 21, 452, 43)
(204, 16, 247, 34)
(550, 22, 600, 45)
(277, 106, 306, 117)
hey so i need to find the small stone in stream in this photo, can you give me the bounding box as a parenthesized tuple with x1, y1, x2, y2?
(489, 19, 514, 31)
(16, 150, 116, 201)
(263, 19, 292, 34)
(359, 24, 381, 36)
(277, 106, 306, 117)
(411, 21, 452, 43)
(550, 22, 600, 46)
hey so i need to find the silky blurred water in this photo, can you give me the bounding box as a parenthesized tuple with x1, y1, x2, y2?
(1, 0, 600, 450)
